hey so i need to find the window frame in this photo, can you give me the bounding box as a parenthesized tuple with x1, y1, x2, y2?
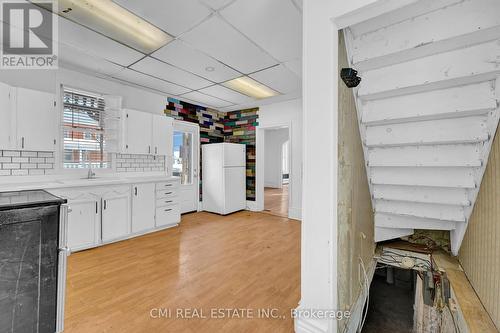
(59, 85, 115, 175)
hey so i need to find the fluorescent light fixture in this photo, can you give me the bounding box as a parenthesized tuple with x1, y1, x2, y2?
(222, 76, 279, 99)
(42, 0, 172, 53)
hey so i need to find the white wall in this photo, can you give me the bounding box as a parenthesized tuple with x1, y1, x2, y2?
(264, 128, 289, 188)
(298, 1, 415, 332)
(256, 98, 302, 220)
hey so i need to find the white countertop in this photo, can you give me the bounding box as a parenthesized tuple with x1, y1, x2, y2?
(0, 173, 180, 192)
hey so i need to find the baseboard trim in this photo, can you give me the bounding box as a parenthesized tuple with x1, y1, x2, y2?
(294, 316, 329, 333)
(288, 206, 302, 220)
(343, 258, 377, 333)
(246, 200, 262, 212)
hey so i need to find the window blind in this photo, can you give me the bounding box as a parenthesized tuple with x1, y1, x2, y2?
(63, 89, 111, 168)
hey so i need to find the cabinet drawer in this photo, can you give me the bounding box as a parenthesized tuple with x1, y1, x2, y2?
(156, 197, 178, 208)
(156, 181, 179, 190)
(156, 204, 180, 227)
(156, 189, 177, 199)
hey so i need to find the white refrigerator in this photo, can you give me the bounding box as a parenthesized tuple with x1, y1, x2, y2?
(202, 143, 247, 215)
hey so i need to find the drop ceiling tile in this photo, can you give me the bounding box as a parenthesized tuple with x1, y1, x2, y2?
(131, 57, 213, 90)
(249, 64, 301, 94)
(112, 69, 190, 96)
(283, 59, 302, 78)
(151, 40, 240, 83)
(221, 0, 302, 62)
(180, 16, 277, 74)
(199, 84, 255, 104)
(180, 91, 233, 108)
(58, 43, 124, 76)
(114, 0, 211, 36)
(59, 16, 144, 66)
(199, 0, 234, 10)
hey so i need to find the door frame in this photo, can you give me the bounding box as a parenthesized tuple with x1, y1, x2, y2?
(255, 121, 293, 218)
(172, 120, 201, 213)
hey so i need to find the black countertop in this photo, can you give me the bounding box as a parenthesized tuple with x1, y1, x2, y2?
(0, 190, 66, 211)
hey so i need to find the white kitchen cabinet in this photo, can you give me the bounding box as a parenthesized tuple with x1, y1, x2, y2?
(0, 82, 13, 149)
(101, 186, 131, 242)
(152, 115, 173, 156)
(123, 109, 153, 154)
(67, 199, 100, 251)
(16, 87, 57, 151)
(131, 183, 156, 233)
(48, 188, 100, 252)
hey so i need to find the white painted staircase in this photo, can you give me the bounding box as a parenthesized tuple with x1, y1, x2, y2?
(343, 0, 500, 255)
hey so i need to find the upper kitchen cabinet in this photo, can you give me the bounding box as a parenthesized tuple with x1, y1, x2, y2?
(152, 115, 173, 156)
(122, 108, 153, 154)
(0, 82, 13, 149)
(16, 87, 57, 152)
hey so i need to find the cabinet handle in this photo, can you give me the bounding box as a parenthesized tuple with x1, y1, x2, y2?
(95, 201, 98, 214)
(104, 200, 107, 210)
(165, 200, 173, 203)
(164, 184, 172, 187)
(165, 208, 172, 212)
(21, 137, 25, 149)
(155, 147, 158, 155)
(134, 187, 138, 196)
(148, 145, 151, 154)
(165, 192, 172, 195)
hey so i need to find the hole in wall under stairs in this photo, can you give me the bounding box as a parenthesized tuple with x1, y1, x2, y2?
(360, 241, 462, 333)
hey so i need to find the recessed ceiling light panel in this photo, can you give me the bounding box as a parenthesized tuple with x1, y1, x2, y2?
(44, 0, 172, 54)
(222, 76, 279, 99)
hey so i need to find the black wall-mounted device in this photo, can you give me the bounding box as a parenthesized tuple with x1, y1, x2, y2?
(340, 68, 361, 88)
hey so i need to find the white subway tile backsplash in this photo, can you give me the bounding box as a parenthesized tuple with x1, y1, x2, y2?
(37, 163, 53, 169)
(12, 157, 29, 163)
(21, 151, 38, 157)
(2, 151, 20, 157)
(11, 169, 28, 176)
(115, 153, 166, 173)
(0, 150, 54, 176)
(21, 163, 37, 169)
(2, 163, 20, 169)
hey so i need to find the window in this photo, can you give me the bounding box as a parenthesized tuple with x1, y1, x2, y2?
(62, 89, 111, 169)
(173, 131, 193, 184)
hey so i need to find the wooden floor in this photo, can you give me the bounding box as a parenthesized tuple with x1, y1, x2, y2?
(64, 211, 300, 333)
(264, 185, 289, 218)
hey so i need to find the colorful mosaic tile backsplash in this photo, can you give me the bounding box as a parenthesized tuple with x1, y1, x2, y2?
(165, 97, 259, 201)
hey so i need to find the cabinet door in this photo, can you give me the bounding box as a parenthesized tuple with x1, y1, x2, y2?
(124, 109, 153, 154)
(153, 115, 173, 156)
(131, 183, 156, 233)
(16, 87, 57, 151)
(0, 82, 13, 149)
(67, 199, 100, 251)
(101, 188, 131, 242)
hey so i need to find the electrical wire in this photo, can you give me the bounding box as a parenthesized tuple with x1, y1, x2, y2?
(357, 257, 370, 333)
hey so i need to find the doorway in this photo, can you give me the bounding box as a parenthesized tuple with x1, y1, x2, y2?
(172, 120, 200, 214)
(263, 127, 290, 218)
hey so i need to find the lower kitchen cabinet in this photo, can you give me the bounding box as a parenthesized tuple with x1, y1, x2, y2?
(101, 186, 131, 242)
(131, 183, 156, 233)
(47, 179, 180, 252)
(48, 188, 100, 252)
(67, 199, 100, 251)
